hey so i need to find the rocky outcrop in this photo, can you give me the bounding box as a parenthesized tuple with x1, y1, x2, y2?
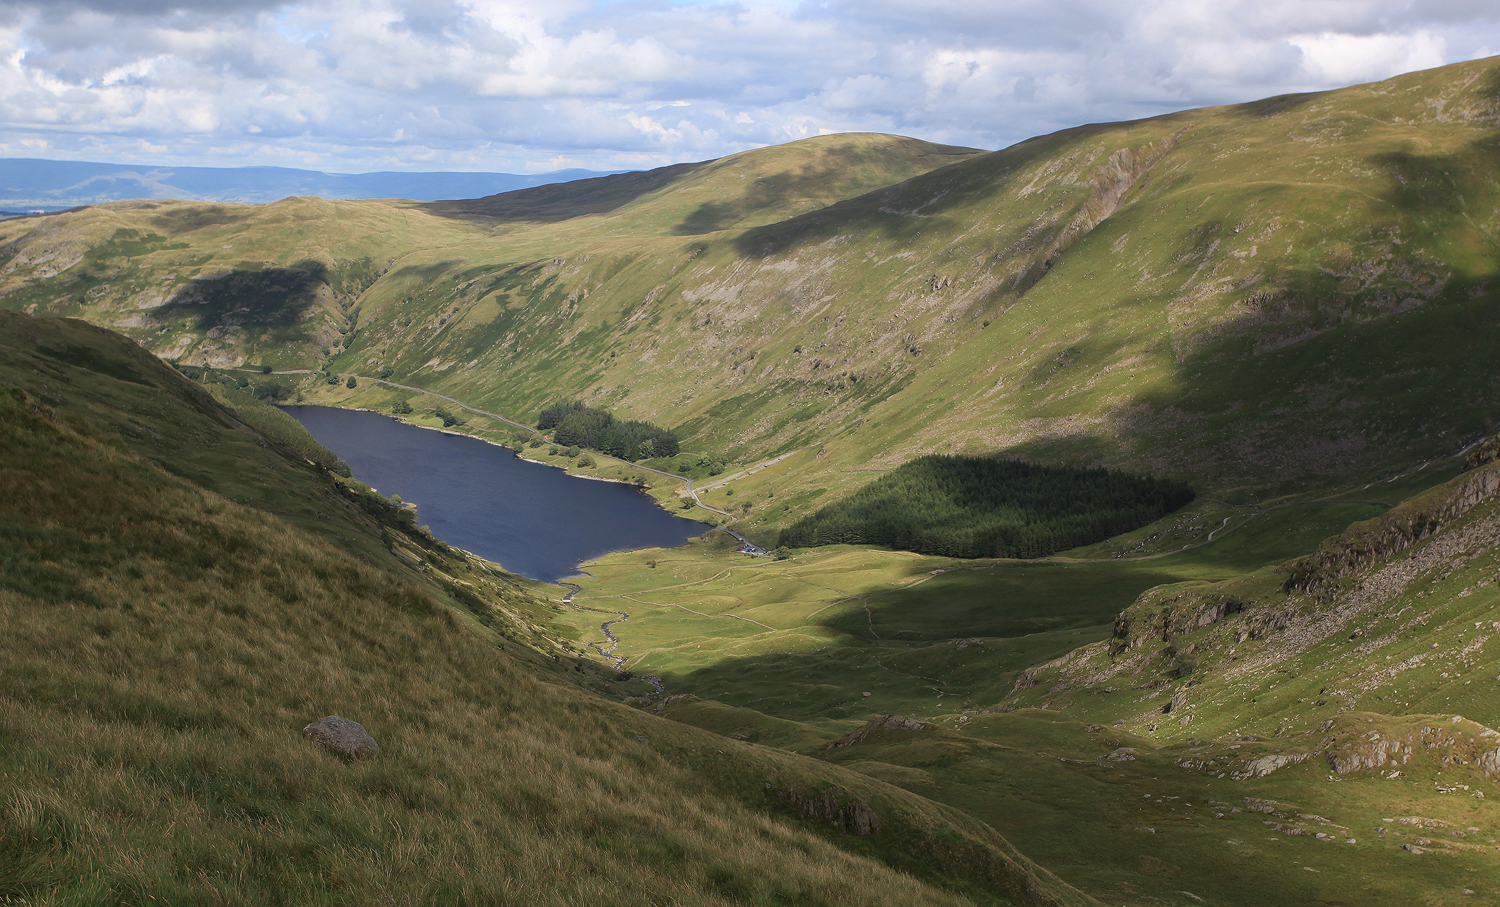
(825, 714, 931, 749)
(1029, 132, 1186, 288)
(1235, 753, 1312, 779)
(1324, 717, 1500, 778)
(1109, 588, 1246, 653)
(777, 786, 882, 835)
(1466, 433, 1500, 472)
(303, 716, 380, 759)
(1285, 460, 1500, 593)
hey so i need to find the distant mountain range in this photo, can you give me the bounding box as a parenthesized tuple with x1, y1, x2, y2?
(0, 158, 621, 210)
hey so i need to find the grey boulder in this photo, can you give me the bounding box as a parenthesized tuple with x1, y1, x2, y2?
(303, 716, 379, 759)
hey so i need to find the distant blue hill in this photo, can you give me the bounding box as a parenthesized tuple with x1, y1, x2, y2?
(0, 158, 622, 209)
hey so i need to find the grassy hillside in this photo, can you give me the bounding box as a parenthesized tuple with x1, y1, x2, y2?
(0, 312, 1097, 906)
(545, 439, 1500, 906)
(5, 62, 1499, 539)
(4, 58, 1500, 906)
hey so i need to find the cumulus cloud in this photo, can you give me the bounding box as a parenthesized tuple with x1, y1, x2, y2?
(0, 0, 1495, 172)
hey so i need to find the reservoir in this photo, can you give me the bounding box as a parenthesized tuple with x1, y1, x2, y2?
(281, 405, 710, 584)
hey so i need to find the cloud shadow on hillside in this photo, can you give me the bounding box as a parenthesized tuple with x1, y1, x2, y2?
(149, 261, 328, 332)
(419, 161, 711, 225)
(726, 121, 1149, 261)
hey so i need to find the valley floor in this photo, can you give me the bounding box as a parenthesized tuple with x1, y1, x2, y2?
(555, 459, 1500, 907)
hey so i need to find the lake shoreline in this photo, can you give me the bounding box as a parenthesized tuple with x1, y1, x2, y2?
(279, 404, 711, 584)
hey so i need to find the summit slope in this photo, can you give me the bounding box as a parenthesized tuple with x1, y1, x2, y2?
(3, 60, 1498, 535)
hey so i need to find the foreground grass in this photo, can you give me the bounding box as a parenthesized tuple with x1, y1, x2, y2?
(0, 316, 1100, 907)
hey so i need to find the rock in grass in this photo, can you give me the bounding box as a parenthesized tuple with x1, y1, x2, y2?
(825, 714, 931, 749)
(303, 716, 379, 759)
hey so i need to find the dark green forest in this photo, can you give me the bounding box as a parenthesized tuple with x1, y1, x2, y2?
(537, 402, 679, 461)
(778, 455, 1195, 558)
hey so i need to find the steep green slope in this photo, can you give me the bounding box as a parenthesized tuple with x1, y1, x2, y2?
(953, 445, 1500, 905)
(0, 313, 1095, 907)
(7, 61, 1498, 536)
(316, 57, 1500, 530)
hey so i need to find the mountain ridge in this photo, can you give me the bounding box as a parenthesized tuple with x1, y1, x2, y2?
(5, 57, 1500, 905)
(0, 157, 622, 208)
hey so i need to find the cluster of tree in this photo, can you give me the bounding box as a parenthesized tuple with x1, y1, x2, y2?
(536, 402, 679, 461)
(678, 455, 725, 476)
(175, 364, 294, 404)
(777, 455, 1195, 559)
(433, 407, 467, 428)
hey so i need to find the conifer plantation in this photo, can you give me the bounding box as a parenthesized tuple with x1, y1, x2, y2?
(778, 456, 1195, 558)
(537, 402, 680, 461)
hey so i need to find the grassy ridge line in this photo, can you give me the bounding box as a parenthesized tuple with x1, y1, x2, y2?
(322, 58, 1500, 527)
(6, 63, 1500, 538)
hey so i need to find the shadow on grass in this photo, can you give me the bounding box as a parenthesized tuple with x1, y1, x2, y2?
(150, 261, 329, 333)
(419, 161, 711, 224)
(727, 118, 1188, 260)
(674, 144, 907, 236)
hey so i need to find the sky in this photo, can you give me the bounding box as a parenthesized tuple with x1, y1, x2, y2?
(0, 0, 1496, 174)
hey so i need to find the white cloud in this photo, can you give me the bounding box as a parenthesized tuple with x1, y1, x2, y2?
(1292, 29, 1448, 84)
(0, 0, 1495, 172)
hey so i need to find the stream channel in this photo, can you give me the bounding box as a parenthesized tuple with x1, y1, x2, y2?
(281, 405, 710, 585)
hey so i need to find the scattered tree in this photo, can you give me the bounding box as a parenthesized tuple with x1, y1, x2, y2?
(392, 400, 413, 415)
(346, 376, 357, 389)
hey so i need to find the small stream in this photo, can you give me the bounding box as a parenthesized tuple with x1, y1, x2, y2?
(559, 582, 666, 695)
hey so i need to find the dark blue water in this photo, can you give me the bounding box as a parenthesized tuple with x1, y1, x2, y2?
(281, 406, 709, 583)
